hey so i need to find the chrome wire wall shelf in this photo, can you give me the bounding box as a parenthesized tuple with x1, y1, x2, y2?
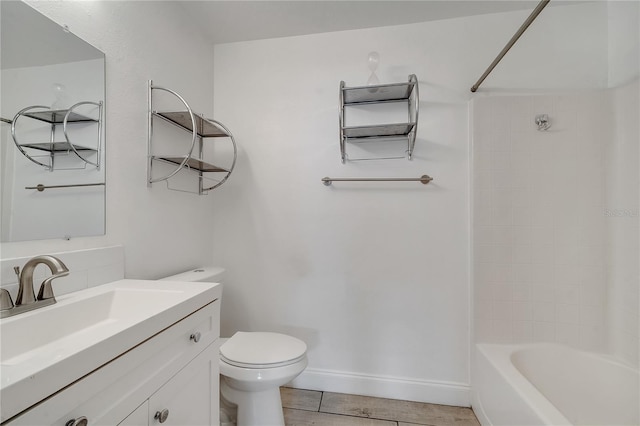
(339, 74, 418, 163)
(154, 111, 230, 137)
(147, 80, 237, 195)
(10, 102, 103, 171)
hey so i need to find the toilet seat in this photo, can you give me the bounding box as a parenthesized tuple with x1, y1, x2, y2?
(220, 332, 307, 369)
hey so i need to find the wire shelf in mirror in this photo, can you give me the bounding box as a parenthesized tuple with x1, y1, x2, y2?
(11, 102, 103, 171)
(22, 110, 98, 124)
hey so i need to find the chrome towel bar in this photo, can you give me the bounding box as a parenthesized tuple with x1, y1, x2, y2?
(322, 175, 433, 186)
(25, 183, 105, 192)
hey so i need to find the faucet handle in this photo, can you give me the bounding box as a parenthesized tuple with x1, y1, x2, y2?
(37, 276, 59, 301)
(13, 266, 20, 279)
(0, 288, 14, 310)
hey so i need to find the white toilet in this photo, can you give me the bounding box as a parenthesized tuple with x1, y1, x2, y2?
(161, 267, 308, 426)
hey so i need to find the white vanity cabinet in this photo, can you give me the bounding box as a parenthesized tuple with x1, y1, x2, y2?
(116, 343, 218, 426)
(118, 402, 148, 426)
(5, 299, 220, 426)
(147, 341, 218, 426)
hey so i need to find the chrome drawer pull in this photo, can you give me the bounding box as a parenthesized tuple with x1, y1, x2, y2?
(65, 417, 88, 426)
(154, 408, 169, 423)
(190, 331, 201, 343)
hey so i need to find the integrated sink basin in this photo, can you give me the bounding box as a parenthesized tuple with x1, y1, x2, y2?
(0, 279, 221, 423)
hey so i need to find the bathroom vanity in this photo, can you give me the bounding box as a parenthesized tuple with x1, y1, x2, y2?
(0, 280, 221, 426)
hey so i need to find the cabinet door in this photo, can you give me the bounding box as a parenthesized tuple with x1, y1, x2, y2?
(118, 401, 149, 426)
(148, 342, 219, 426)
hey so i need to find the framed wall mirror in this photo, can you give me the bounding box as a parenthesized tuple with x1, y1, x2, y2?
(1, 1, 106, 242)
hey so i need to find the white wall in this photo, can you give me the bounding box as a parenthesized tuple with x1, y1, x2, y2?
(1, 1, 216, 279)
(211, 2, 609, 405)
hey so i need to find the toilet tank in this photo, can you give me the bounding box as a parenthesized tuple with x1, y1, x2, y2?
(160, 266, 225, 283)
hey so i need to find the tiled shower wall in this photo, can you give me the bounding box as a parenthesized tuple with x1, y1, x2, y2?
(606, 80, 639, 365)
(472, 92, 611, 351)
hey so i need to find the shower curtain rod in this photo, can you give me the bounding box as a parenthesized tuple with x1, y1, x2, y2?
(470, 0, 550, 93)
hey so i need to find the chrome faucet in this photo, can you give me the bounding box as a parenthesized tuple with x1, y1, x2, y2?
(0, 255, 69, 318)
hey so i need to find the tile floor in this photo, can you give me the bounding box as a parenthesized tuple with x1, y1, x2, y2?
(280, 388, 480, 426)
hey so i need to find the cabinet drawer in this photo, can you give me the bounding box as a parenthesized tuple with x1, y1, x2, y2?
(7, 300, 220, 426)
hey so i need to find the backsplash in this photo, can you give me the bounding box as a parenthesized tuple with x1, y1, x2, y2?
(0, 246, 124, 300)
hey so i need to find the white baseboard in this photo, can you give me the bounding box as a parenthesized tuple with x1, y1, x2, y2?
(289, 367, 471, 407)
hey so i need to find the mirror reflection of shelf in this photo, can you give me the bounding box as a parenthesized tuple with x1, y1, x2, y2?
(148, 80, 237, 195)
(339, 75, 419, 163)
(19, 142, 96, 153)
(23, 110, 98, 124)
(11, 102, 103, 171)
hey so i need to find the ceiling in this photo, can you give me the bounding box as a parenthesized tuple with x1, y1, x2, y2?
(179, 0, 557, 45)
(1, 1, 103, 69)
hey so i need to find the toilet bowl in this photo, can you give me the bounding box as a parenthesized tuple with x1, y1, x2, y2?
(161, 268, 308, 426)
(220, 332, 307, 425)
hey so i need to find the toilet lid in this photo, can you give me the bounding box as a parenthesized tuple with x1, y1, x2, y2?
(220, 332, 307, 368)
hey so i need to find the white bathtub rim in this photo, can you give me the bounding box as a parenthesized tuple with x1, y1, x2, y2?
(510, 343, 639, 426)
(476, 343, 572, 426)
(470, 390, 493, 426)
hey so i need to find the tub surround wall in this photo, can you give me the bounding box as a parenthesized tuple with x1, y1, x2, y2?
(606, 79, 639, 366)
(1, 1, 215, 278)
(607, 1, 640, 88)
(604, 0, 640, 368)
(472, 92, 611, 350)
(472, 1, 639, 367)
(211, 3, 609, 405)
(472, 85, 639, 363)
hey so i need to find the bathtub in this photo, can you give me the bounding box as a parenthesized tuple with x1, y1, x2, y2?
(472, 343, 639, 426)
